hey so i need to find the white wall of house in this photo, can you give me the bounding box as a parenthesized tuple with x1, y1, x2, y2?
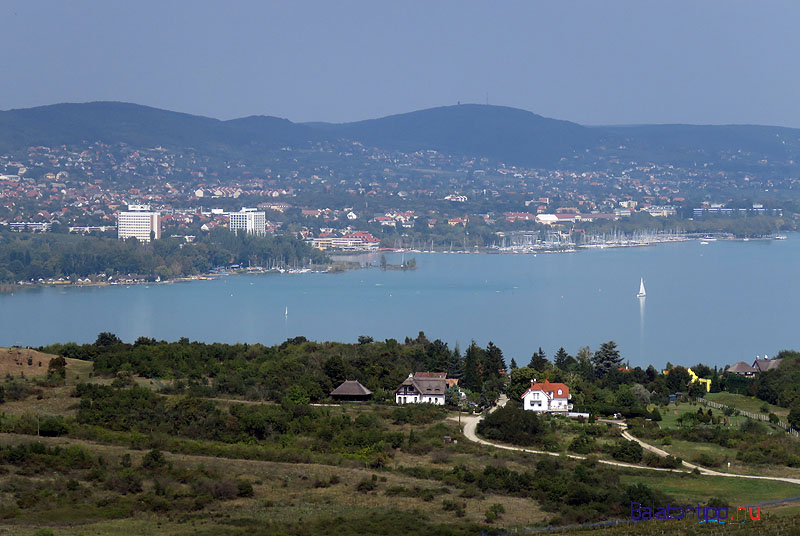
(522, 389, 571, 413)
(395, 393, 445, 405)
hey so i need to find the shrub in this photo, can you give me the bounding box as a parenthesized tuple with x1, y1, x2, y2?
(141, 448, 167, 469)
(568, 433, 595, 455)
(442, 499, 467, 517)
(356, 478, 376, 493)
(38, 415, 67, 437)
(610, 440, 643, 463)
(484, 503, 505, 523)
(105, 469, 143, 494)
(477, 405, 545, 446)
(236, 480, 254, 497)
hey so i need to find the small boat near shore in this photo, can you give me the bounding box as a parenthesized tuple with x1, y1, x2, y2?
(637, 278, 646, 298)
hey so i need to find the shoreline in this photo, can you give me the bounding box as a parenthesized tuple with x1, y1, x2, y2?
(1, 234, 792, 294)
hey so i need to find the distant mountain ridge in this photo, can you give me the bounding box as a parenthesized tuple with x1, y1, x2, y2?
(318, 104, 611, 166)
(0, 101, 321, 155)
(3, 101, 800, 169)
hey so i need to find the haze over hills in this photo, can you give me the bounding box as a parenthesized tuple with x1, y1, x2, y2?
(3, 101, 800, 170)
(0, 102, 321, 156)
(314, 104, 611, 167)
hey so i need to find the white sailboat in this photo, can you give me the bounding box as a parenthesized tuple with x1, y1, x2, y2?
(637, 278, 646, 298)
(285, 306, 288, 317)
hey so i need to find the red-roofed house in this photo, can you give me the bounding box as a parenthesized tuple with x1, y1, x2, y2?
(521, 380, 572, 413)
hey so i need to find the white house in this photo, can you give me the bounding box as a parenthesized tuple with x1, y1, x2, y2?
(521, 380, 572, 413)
(395, 372, 447, 405)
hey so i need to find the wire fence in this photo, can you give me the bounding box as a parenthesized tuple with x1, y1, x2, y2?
(698, 398, 798, 438)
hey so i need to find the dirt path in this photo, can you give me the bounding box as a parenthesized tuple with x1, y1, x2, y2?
(454, 399, 800, 485)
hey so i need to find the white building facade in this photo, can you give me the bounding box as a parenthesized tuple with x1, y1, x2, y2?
(117, 205, 160, 242)
(228, 208, 267, 235)
(395, 373, 447, 405)
(521, 380, 572, 413)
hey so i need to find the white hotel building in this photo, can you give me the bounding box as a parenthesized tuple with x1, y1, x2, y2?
(117, 205, 161, 243)
(228, 208, 267, 235)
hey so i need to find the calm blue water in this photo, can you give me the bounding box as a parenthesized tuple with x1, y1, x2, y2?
(1, 236, 798, 369)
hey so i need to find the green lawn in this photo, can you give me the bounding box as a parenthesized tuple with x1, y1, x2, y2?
(658, 402, 747, 430)
(661, 439, 738, 465)
(621, 471, 800, 505)
(705, 392, 789, 420)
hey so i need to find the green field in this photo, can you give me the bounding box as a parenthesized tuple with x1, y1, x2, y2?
(658, 402, 747, 429)
(621, 471, 800, 505)
(705, 392, 790, 420)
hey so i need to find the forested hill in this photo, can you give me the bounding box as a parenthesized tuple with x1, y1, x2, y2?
(600, 123, 800, 169)
(319, 104, 611, 167)
(4, 101, 800, 169)
(0, 101, 321, 154)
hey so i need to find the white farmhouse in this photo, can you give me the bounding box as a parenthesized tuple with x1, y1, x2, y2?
(395, 372, 447, 405)
(521, 380, 572, 413)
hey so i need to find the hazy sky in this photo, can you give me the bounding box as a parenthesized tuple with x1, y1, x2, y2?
(2, 1, 798, 126)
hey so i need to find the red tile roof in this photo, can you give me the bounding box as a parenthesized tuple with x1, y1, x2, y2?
(521, 379, 570, 399)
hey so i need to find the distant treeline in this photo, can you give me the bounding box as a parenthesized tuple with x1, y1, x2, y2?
(0, 228, 327, 283)
(41, 332, 760, 418)
(42, 332, 508, 404)
(581, 214, 792, 239)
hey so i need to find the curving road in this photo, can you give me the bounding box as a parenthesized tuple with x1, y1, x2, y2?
(454, 397, 800, 485)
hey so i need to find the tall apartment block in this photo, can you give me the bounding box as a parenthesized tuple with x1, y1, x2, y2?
(228, 208, 267, 235)
(117, 204, 161, 242)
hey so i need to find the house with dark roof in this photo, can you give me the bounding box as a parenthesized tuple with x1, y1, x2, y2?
(330, 380, 372, 401)
(521, 380, 572, 413)
(752, 357, 782, 373)
(395, 372, 447, 405)
(726, 361, 757, 376)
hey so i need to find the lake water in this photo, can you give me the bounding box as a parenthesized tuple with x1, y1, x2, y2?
(1, 236, 798, 369)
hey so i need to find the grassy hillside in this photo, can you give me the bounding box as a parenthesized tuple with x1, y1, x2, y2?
(0, 346, 797, 535)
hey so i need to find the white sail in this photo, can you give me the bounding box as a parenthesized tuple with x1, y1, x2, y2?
(637, 278, 646, 297)
(285, 306, 288, 316)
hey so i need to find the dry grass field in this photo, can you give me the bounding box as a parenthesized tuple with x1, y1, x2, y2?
(0, 347, 57, 378)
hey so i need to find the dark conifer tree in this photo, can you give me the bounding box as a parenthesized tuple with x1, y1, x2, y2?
(592, 340, 622, 378)
(447, 345, 465, 379)
(554, 347, 575, 371)
(528, 347, 549, 371)
(462, 341, 484, 392)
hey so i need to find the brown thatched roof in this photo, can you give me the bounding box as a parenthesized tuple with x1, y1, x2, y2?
(727, 361, 757, 374)
(330, 380, 372, 397)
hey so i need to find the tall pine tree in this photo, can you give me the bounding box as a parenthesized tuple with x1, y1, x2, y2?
(554, 347, 575, 371)
(484, 341, 506, 377)
(448, 345, 465, 379)
(528, 347, 549, 371)
(462, 341, 484, 392)
(592, 340, 622, 378)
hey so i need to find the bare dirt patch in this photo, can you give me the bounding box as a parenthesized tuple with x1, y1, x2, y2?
(0, 347, 58, 378)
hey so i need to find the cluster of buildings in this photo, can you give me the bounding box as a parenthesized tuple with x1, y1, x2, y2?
(308, 231, 380, 251)
(116, 205, 273, 242)
(0, 133, 793, 251)
(725, 356, 783, 377)
(333, 372, 574, 415)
